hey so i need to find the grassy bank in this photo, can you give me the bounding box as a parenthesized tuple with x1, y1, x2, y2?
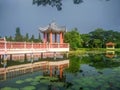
(69, 48, 120, 56)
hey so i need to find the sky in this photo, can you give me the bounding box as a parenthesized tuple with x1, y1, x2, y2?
(0, 0, 120, 38)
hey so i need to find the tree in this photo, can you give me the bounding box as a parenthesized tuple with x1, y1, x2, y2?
(6, 36, 13, 41)
(33, 0, 110, 11)
(81, 34, 90, 48)
(15, 27, 23, 41)
(38, 33, 42, 42)
(30, 34, 35, 42)
(64, 28, 83, 50)
(24, 33, 29, 42)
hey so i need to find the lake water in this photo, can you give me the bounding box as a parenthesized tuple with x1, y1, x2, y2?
(0, 51, 120, 90)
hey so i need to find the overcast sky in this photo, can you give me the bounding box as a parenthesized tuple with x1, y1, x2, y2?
(0, 0, 120, 38)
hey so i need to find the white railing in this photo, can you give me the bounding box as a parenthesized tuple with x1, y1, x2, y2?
(0, 41, 69, 54)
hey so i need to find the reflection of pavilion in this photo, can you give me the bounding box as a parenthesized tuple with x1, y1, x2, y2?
(0, 60, 69, 81)
(43, 60, 69, 79)
(106, 50, 115, 58)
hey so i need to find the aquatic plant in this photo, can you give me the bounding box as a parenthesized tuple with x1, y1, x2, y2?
(21, 86, 36, 90)
(1, 87, 18, 90)
(16, 80, 24, 84)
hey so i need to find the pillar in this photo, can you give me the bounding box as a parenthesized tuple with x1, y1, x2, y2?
(50, 32, 52, 44)
(10, 54, 12, 61)
(55, 33, 57, 43)
(43, 32, 47, 43)
(50, 66, 52, 77)
(41, 53, 43, 59)
(31, 53, 34, 63)
(54, 52, 56, 60)
(60, 65, 63, 79)
(24, 54, 27, 61)
(3, 54, 7, 68)
(60, 32, 63, 43)
(0, 55, 1, 61)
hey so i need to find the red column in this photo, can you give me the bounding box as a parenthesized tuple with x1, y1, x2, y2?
(50, 66, 52, 77)
(50, 32, 52, 44)
(60, 32, 63, 43)
(59, 65, 63, 79)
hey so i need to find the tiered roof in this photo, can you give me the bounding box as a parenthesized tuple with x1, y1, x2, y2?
(106, 42, 115, 46)
(39, 22, 66, 33)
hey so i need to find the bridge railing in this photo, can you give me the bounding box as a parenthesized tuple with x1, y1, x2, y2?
(0, 41, 69, 50)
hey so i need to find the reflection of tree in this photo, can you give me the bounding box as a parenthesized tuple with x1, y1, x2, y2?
(66, 56, 80, 73)
(88, 53, 120, 69)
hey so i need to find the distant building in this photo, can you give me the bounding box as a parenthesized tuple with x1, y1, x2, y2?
(106, 42, 115, 49)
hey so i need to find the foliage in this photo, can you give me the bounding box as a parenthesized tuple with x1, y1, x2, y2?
(15, 27, 23, 41)
(66, 56, 80, 73)
(64, 28, 83, 50)
(32, 0, 110, 11)
(33, 0, 83, 11)
(3, 26, 120, 49)
(82, 28, 120, 48)
(5, 27, 42, 42)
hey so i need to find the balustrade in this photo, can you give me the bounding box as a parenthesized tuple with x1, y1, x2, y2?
(0, 40, 69, 54)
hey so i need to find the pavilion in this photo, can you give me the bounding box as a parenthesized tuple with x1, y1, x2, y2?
(39, 22, 66, 44)
(106, 42, 115, 49)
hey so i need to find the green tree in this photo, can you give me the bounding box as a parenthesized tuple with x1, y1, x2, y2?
(24, 33, 29, 42)
(93, 39, 102, 48)
(6, 36, 13, 41)
(30, 34, 35, 42)
(81, 34, 90, 48)
(38, 33, 42, 42)
(15, 27, 23, 41)
(89, 28, 106, 48)
(33, 0, 110, 11)
(64, 28, 83, 50)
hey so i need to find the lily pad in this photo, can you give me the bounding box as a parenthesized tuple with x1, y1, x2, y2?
(39, 86, 47, 90)
(1, 87, 18, 90)
(30, 81, 39, 85)
(16, 80, 24, 84)
(21, 86, 36, 90)
(40, 79, 50, 84)
(53, 82, 64, 87)
(25, 78, 33, 82)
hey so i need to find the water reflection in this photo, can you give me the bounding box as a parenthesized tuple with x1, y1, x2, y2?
(0, 53, 120, 90)
(106, 50, 115, 58)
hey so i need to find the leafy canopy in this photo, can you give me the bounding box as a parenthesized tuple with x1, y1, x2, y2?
(33, 0, 110, 11)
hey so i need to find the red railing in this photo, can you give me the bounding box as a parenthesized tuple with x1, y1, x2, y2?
(0, 41, 69, 49)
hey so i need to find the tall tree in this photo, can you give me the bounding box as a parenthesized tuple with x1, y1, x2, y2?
(64, 28, 83, 50)
(81, 34, 90, 48)
(15, 27, 23, 41)
(30, 34, 35, 42)
(25, 33, 29, 42)
(38, 33, 42, 42)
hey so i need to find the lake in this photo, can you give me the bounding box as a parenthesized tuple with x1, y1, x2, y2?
(0, 51, 120, 90)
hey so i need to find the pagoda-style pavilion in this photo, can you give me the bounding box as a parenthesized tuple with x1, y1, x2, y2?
(39, 22, 66, 44)
(106, 50, 115, 58)
(106, 42, 115, 49)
